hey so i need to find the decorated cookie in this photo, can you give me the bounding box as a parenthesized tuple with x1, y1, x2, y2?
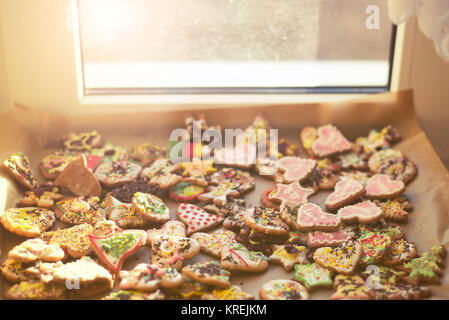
(177, 203, 224, 235)
(169, 182, 205, 202)
(2, 152, 37, 190)
(129, 142, 166, 165)
(301, 168, 338, 192)
(41, 223, 94, 258)
(376, 155, 417, 184)
(278, 202, 301, 229)
(331, 275, 371, 300)
(19, 183, 63, 209)
(269, 244, 309, 271)
(261, 188, 280, 209)
(359, 223, 404, 241)
(293, 262, 333, 290)
(103, 290, 165, 300)
(337, 151, 368, 170)
(182, 261, 231, 288)
(5, 280, 65, 300)
(311, 125, 353, 158)
(278, 138, 299, 158)
(358, 231, 392, 265)
(286, 230, 309, 246)
(339, 170, 372, 186)
(89, 229, 147, 273)
(1, 259, 30, 283)
(269, 181, 314, 206)
(362, 265, 406, 286)
(307, 230, 352, 248)
(132, 192, 169, 223)
(337, 200, 383, 224)
(300, 126, 318, 156)
(91, 220, 121, 238)
(179, 160, 216, 186)
(203, 198, 246, 217)
(202, 285, 255, 300)
(150, 234, 200, 270)
(40, 151, 75, 180)
(367, 282, 431, 300)
(119, 263, 182, 292)
(243, 206, 289, 236)
(197, 181, 240, 207)
(52, 256, 113, 297)
(141, 158, 183, 189)
(1, 207, 56, 238)
(260, 279, 309, 300)
(296, 203, 341, 231)
(54, 196, 105, 225)
(400, 245, 446, 285)
(355, 125, 400, 155)
(169, 277, 211, 300)
(221, 200, 250, 234)
(214, 143, 257, 169)
(313, 241, 363, 274)
(110, 177, 165, 203)
(105, 194, 147, 229)
(365, 174, 405, 200)
(383, 239, 417, 266)
(95, 160, 142, 187)
(191, 228, 237, 258)
(54, 154, 102, 197)
(208, 167, 255, 195)
(91, 142, 129, 163)
(368, 149, 403, 172)
(62, 130, 103, 151)
(220, 242, 268, 272)
(146, 220, 187, 241)
(374, 198, 409, 222)
(277, 156, 317, 183)
(325, 178, 365, 211)
(8, 239, 64, 263)
(21, 260, 64, 284)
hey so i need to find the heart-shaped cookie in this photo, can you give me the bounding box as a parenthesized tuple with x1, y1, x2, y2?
(365, 174, 405, 200)
(296, 203, 341, 231)
(307, 230, 352, 248)
(313, 241, 363, 274)
(277, 156, 317, 183)
(270, 181, 314, 206)
(311, 125, 353, 158)
(337, 200, 383, 224)
(190, 228, 237, 257)
(150, 234, 200, 270)
(177, 203, 224, 235)
(1, 207, 56, 238)
(325, 178, 365, 211)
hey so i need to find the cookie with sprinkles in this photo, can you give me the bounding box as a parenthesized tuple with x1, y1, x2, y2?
(62, 130, 103, 152)
(132, 192, 170, 224)
(119, 263, 183, 292)
(261, 188, 280, 209)
(40, 150, 75, 180)
(301, 167, 338, 193)
(150, 234, 200, 270)
(382, 239, 417, 266)
(359, 222, 404, 240)
(269, 244, 309, 271)
(91, 220, 121, 238)
(325, 178, 365, 211)
(203, 197, 246, 218)
(220, 242, 268, 272)
(95, 160, 142, 187)
(2, 152, 37, 190)
(141, 158, 183, 189)
(54, 196, 106, 226)
(191, 228, 237, 258)
(313, 240, 363, 274)
(8, 239, 64, 263)
(41, 223, 94, 258)
(208, 167, 255, 195)
(146, 220, 187, 241)
(197, 180, 240, 207)
(311, 124, 353, 158)
(5, 280, 65, 300)
(296, 203, 341, 231)
(374, 198, 409, 222)
(307, 230, 352, 248)
(103, 290, 165, 300)
(358, 231, 392, 265)
(111, 177, 166, 203)
(90, 142, 129, 163)
(201, 285, 255, 300)
(182, 261, 231, 288)
(337, 200, 383, 224)
(177, 203, 224, 235)
(367, 282, 431, 300)
(368, 149, 403, 172)
(129, 142, 166, 166)
(243, 206, 289, 236)
(179, 159, 216, 186)
(337, 151, 368, 170)
(331, 275, 371, 300)
(365, 174, 405, 200)
(19, 183, 63, 209)
(279, 202, 301, 229)
(377, 155, 417, 184)
(169, 181, 205, 203)
(361, 265, 406, 285)
(292, 262, 333, 290)
(269, 181, 314, 206)
(260, 279, 309, 300)
(105, 194, 148, 229)
(1, 207, 56, 238)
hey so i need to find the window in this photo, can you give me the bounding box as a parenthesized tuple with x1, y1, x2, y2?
(78, 0, 395, 95)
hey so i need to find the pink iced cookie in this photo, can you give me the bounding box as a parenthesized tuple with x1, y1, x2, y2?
(177, 203, 224, 235)
(325, 178, 365, 211)
(307, 230, 352, 248)
(270, 182, 314, 206)
(337, 200, 383, 223)
(296, 203, 341, 231)
(277, 156, 317, 183)
(365, 174, 405, 200)
(311, 125, 353, 158)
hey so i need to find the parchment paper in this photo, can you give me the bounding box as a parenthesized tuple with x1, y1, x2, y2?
(1, 90, 448, 299)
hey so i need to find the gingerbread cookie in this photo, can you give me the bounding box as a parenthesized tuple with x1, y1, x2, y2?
(307, 230, 352, 248)
(269, 181, 314, 206)
(243, 206, 289, 236)
(1, 259, 30, 283)
(365, 174, 405, 200)
(277, 156, 317, 183)
(313, 241, 363, 274)
(367, 283, 431, 300)
(150, 234, 200, 270)
(54, 196, 105, 225)
(169, 182, 205, 202)
(362, 265, 406, 285)
(368, 149, 404, 172)
(220, 242, 268, 272)
(62, 130, 103, 151)
(377, 156, 417, 184)
(400, 245, 446, 285)
(19, 183, 63, 209)
(337, 200, 383, 224)
(311, 125, 353, 158)
(182, 261, 231, 288)
(91, 220, 121, 238)
(261, 188, 280, 209)
(190, 228, 237, 258)
(1, 207, 56, 237)
(129, 142, 166, 165)
(177, 203, 224, 235)
(141, 158, 182, 189)
(132, 192, 169, 224)
(202, 285, 254, 300)
(2, 152, 37, 190)
(331, 275, 371, 300)
(41, 223, 93, 258)
(278, 138, 299, 158)
(269, 244, 309, 271)
(293, 262, 333, 290)
(119, 263, 182, 292)
(358, 231, 392, 265)
(325, 178, 365, 211)
(296, 203, 341, 231)
(260, 279, 309, 300)
(8, 239, 64, 263)
(91, 142, 129, 163)
(40, 151, 75, 180)
(374, 198, 410, 222)
(355, 125, 400, 155)
(95, 160, 142, 187)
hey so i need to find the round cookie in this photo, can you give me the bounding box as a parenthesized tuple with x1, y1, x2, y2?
(95, 160, 142, 187)
(260, 279, 309, 300)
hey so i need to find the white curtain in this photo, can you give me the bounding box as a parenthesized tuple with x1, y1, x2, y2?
(388, 0, 449, 63)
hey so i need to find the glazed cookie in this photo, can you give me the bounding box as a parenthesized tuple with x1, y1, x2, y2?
(337, 200, 383, 224)
(365, 174, 405, 200)
(105, 194, 148, 229)
(169, 182, 205, 203)
(182, 261, 231, 288)
(222, 200, 250, 234)
(41, 223, 94, 258)
(95, 160, 142, 187)
(179, 160, 216, 186)
(220, 242, 268, 272)
(358, 231, 392, 265)
(307, 230, 352, 248)
(293, 262, 333, 290)
(277, 156, 317, 183)
(197, 181, 240, 207)
(331, 275, 371, 300)
(296, 203, 341, 231)
(177, 203, 224, 235)
(8, 239, 64, 263)
(40, 151, 75, 180)
(141, 158, 183, 189)
(89, 229, 147, 273)
(313, 241, 363, 274)
(129, 142, 166, 165)
(150, 234, 200, 270)
(132, 192, 169, 224)
(54, 154, 102, 197)
(1, 207, 56, 237)
(19, 183, 63, 209)
(2, 152, 37, 190)
(54, 196, 105, 225)
(359, 223, 404, 241)
(191, 228, 237, 258)
(269, 244, 309, 271)
(260, 280, 309, 300)
(208, 167, 255, 195)
(202, 285, 255, 300)
(243, 206, 289, 236)
(5, 280, 65, 300)
(400, 245, 446, 285)
(382, 239, 417, 266)
(311, 124, 353, 158)
(91, 220, 121, 238)
(103, 290, 165, 300)
(119, 263, 183, 292)
(325, 178, 365, 211)
(269, 181, 314, 206)
(62, 130, 103, 151)
(279, 202, 301, 229)
(368, 149, 403, 172)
